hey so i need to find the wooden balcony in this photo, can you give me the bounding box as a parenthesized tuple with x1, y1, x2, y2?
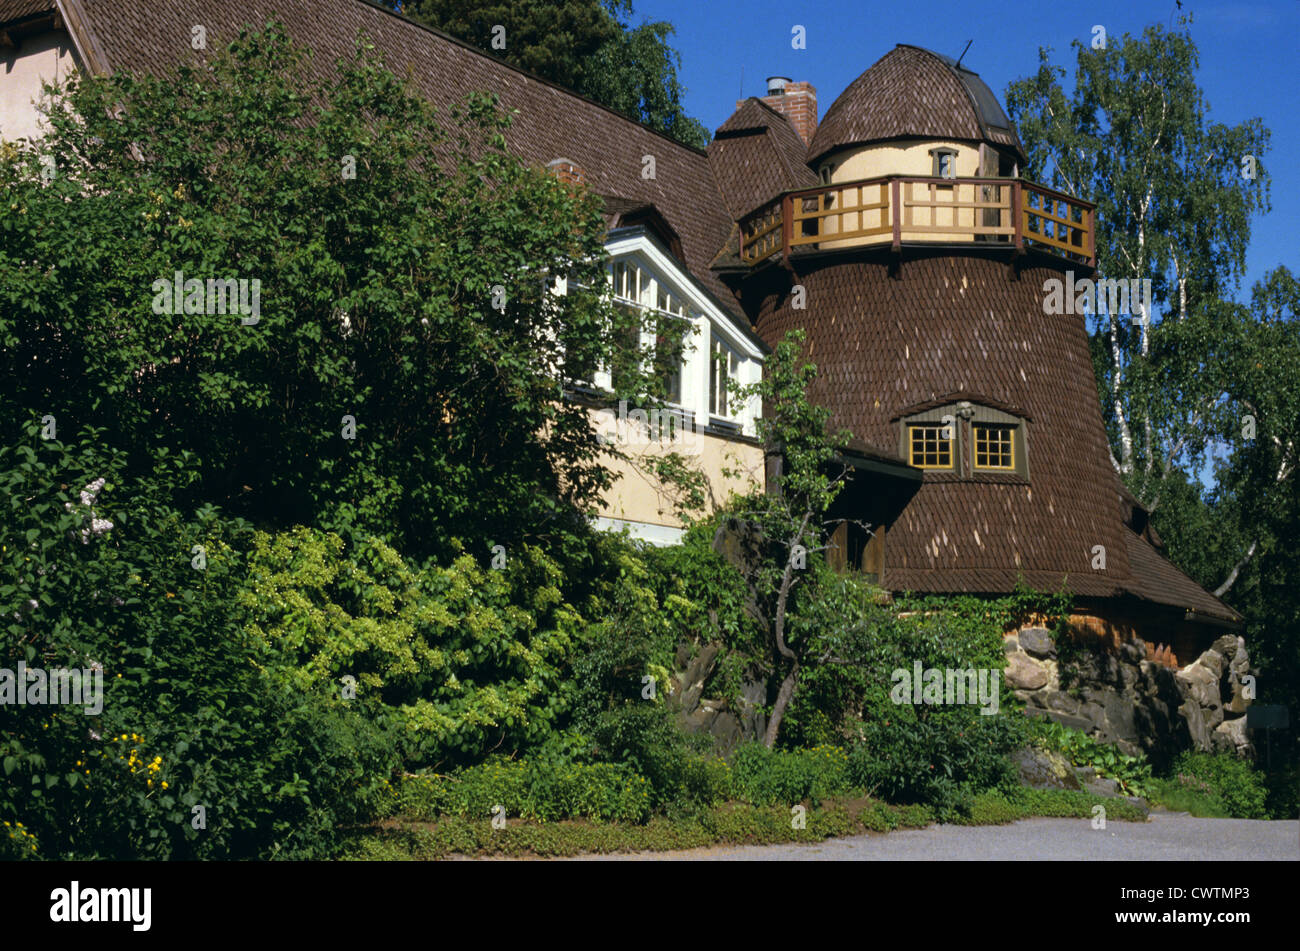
(739, 176, 1095, 268)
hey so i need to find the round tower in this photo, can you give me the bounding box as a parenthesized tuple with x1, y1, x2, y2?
(727, 45, 1129, 614)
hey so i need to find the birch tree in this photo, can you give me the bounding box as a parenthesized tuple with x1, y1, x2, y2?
(1006, 21, 1278, 598)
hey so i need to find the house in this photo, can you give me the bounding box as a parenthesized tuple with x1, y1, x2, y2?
(0, 0, 1240, 666)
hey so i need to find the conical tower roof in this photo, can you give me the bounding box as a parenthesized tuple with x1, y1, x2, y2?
(807, 44, 1025, 166)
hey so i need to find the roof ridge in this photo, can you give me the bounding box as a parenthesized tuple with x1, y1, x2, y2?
(764, 117, 802, 186)
(351, 0, 710, 157)
(67, 0, 712, 157)
(902, 44, 994, 144)
(714, 96, 786, 136)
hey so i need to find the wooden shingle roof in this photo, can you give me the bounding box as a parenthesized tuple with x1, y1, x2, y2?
(807, 44, 1026, 166)
(0, 0, 55, 24)
(1123, 528, 1240, 623)
(708, 97, 819, 221)
(54, 0, 742, 316)
(752, 253, 1130, 598)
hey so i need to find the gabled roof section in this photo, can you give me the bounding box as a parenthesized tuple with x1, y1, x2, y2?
(1112, 481, 1237, 623)
(53, 0, 742, 318)
(708, 97, 818, 221)
(889, 391, 1033, 422)
(599, 196, 684, 264)
(807, 44, 1026, 167)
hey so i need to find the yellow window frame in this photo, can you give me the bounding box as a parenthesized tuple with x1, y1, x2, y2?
(908, 423, 954, 469)
(973, 423, 1015, 470)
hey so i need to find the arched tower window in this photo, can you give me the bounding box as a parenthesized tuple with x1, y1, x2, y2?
(930, 147, 958, 180)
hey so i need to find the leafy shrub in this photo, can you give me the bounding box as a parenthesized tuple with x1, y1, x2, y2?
(240, 527, 578, 769)
(1154, 752, 1269, 819)
(583, 705, 725, 812)
(0, 429, 401, 859)
(563, 552, 729, 812)
(1263, 760, 1300, 821)
(1030, 719, 1152, 796)
(396, 759, 652, 824)
(726, 743, 851, 807)
(848, 704, 1025, 813)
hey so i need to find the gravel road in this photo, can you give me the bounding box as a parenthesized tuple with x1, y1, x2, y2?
(565, 813, 1299, 861)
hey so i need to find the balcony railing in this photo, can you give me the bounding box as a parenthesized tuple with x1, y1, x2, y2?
(739, 176, 1095, 268)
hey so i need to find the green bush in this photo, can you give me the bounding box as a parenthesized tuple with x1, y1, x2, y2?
(1031, 718, 1152, 797)
(0, 428, 401, 859)
(848, 707, 1025, 816)
(563, 551, 730, 813)
(726, 743, 851, 807)
(1154, 752, 1269, 819)
(240, 527, 580, 770)
(396, 759, 652, 824)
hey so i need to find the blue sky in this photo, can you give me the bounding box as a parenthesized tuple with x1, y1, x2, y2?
(633, 0, 1297, 304)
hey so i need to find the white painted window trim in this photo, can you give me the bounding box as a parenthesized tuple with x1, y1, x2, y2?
(603, 233, 763, 437)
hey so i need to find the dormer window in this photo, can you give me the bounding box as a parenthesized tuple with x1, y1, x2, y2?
(600, 240, 763, 440)
(897, 399, 1031, 479)
(931, 148, 958, 180)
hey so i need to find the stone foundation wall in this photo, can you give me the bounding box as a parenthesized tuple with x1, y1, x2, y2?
(1005, 627, 1254, 770)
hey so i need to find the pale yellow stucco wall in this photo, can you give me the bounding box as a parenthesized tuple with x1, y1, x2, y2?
(1, 29, 78, 143)
(822, 138, 982, 182)
(589, 405, 764, 531)
(812, 140, 1013, 249)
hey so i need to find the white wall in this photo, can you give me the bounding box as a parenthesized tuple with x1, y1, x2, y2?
(1, 28, 77, 142)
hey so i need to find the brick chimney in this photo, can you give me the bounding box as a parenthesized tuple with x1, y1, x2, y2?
(737, 76, 818, 146)
(546, 158, 586, 189)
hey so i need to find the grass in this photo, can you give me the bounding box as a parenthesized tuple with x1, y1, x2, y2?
(341, 788, 1146, 859)
(1146, 778, 1233, 818)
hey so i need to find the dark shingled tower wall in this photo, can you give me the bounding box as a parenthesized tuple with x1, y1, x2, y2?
(742, 250, 1132, 597)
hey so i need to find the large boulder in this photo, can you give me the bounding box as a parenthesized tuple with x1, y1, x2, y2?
(1180, 699, 1210, 751)
(1012, 747, 1081, 790)
(1211, 716, 1252, 756)
(1211, 634, 1240, 659)
(1005, 652, 1050, 690)
(1019, 627, 1057, 659)
(1176, 661, 1220, 710)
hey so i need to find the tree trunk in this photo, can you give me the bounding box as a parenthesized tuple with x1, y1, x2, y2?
(763, 663, 799, 748)
(1110, 308, 1133, 472)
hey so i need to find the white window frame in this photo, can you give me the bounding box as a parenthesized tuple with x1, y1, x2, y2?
(601, 234, 764, 438)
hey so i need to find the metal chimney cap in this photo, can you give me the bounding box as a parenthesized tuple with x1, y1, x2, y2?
(766, 76, 791, 95)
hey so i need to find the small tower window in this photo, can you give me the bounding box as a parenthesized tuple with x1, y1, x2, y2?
(973, 424, 1015, 470)
(931, 148, 958, 180)
(908, 423, 954, 469)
